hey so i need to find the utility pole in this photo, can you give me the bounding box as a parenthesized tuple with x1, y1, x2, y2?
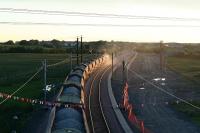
(70, 52, 72, 71)
(43, 59, 47, 102)
(112, 53, 113, 77)
(76, 37, 79, 65)
(81, 36, 83, 63)
(164, 45, 167, 73)
(160, 41, 164, 72)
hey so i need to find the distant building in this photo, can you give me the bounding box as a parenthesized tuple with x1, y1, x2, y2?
(64, 41, 76, 47)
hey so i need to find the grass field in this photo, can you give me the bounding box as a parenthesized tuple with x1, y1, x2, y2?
(167, 56, 200, 125)
(167, 56, 200, 84)
(171, 102, 200, 125)
(0, 53, 76, 133)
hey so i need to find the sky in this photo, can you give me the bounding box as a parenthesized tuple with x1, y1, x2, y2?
(1, 0, 200, 43)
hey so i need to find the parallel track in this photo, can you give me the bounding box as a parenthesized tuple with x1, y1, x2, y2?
(89, 65, 111, 133)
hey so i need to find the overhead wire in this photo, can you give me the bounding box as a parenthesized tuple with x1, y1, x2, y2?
(0, 66, 43, 105)
(1, 21, 200, 28)
(1, 7, 200, 21)
(1, 8, 200, 28)
(47, 59, 69, 68)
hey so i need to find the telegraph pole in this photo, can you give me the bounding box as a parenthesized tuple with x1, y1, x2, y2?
(76, 37, 79, 65)
(70, 52, 72, 70)
(160, 41, 164, 72)
(164, 45, 167, 73)
(43, 59, 47, 102)
(81, 36, 83, 63)
(112, 53, 113, 76)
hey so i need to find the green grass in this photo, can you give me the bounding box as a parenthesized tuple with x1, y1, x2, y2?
(171, 102, 200, 126)
(167, 56, 200, 84)
(0, 53, 95, 133)
(0, 53, 73, 133)
(167, 56, 200, 125)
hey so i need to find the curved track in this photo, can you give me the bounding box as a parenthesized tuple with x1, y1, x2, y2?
(87, 52, 136, 133)
(89, 65, 111, 133)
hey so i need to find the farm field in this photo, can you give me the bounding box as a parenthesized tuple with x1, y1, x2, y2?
(167, 56, 200, 84)
(0, 53, 79, 132)
(167, 56, 200, 125)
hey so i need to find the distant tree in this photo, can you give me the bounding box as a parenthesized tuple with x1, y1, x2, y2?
(5, 40, 14, 45)
(51, 39, 60, 45)
(51, 39, 62, 48)
(18, 40, 28, 45)
(40, 41, 49, 47)
(29, 40, 39, 45)
(84, 44, 90, 50)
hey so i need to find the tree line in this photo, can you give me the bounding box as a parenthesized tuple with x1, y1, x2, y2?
(0, 39, 107, 54)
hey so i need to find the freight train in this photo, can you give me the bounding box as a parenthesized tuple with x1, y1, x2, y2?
(49, 55, 105, 133)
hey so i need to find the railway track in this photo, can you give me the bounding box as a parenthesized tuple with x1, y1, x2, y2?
(89, 65, 111, 133)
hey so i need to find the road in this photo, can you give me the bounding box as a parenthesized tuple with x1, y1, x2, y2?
(112, 52, 200, 133)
